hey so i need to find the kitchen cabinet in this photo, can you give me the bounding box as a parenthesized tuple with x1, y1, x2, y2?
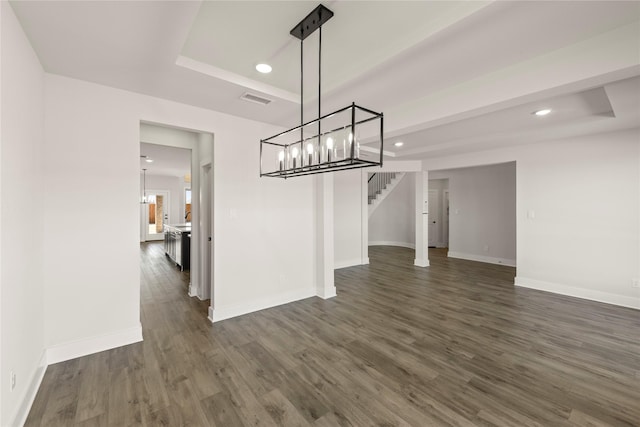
(164, 224, 190, 270)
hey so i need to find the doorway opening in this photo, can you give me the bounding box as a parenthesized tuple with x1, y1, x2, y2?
(139, 122, 215, 306)
(367, 171, 417, 264)
(428, 162, 516, 268)
(139, 142, 190, 242)
(427, 179, 449, 249)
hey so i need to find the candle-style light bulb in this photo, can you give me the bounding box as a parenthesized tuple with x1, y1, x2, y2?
(347, 132, 354, 158)
(278, 150, 285, 171)
(291, 147, 299, 169)
(307, 143, 314, 166)
(326, 137, 334, 162)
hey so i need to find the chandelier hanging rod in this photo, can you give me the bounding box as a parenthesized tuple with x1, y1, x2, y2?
(259, 3, 383, 179)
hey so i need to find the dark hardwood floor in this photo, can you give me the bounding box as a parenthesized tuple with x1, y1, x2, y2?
(25, 243, 640, 426)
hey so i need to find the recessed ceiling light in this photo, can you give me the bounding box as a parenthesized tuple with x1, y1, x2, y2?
(256, 63, 272, 74)
(533, 108, 552, 116)
(394, 141, 404, 147)
(145, 158, 153, 163)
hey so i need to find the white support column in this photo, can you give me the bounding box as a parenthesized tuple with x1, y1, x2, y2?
(414, 171, 430, 267)
(316, 173, 337, 299)
(360, 170, 369, 265)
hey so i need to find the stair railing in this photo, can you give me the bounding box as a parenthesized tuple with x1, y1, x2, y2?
(368, 172, 396, 204)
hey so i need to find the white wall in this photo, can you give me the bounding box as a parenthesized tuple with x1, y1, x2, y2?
(431, 163, 517, 266)
(423, 130, 640, 309)
(369, 174, 416, 248)
(43, 73, 316, 345)
(199, 131, 213, 161)
(334, 169, 364, 268)
(515, 134, 639, 308)
(0, 2, 46, 425)
(140, 122, 199, 147)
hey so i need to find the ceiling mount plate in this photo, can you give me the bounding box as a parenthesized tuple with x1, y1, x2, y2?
(290, 4, 334, 40)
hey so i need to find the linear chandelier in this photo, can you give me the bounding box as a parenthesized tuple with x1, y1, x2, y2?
(260, 4, 384, 179)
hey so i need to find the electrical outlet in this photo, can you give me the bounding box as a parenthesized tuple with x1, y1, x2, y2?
(10, 371, 16, 392)
(632, 279, 640, 289)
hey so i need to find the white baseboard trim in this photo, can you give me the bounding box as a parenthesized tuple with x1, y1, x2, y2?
(189, 287, 207, 301)
(447, 251, 516, 267)
(11, 351, 47, 427)
(334, 258, 365, 269)
(46, 324, 143, 365)
(515, 277, 640, 310)
(414, 259, 430, 267)
(369, 241, 416, 249)
(208, 306, 214, 323)
(210, 287, 315, 322)
(188, 283, 198, 298)
(362, 257, 370, 265)
(317, 286, 337, 300)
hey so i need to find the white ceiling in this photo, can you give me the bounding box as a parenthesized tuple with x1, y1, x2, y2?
(140, 142, 191, 178)
(389, 78, 640, 158)
(181, 1, 491, 95)
(10, 0, 640, 161)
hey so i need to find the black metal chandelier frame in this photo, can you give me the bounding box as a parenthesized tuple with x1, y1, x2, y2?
(259, 4, 384, 179)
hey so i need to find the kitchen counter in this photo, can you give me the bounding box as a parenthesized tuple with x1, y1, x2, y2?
(165, 224, 191, 234)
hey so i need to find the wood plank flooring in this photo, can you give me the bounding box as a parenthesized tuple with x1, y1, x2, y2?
(25, 244, 640, 426)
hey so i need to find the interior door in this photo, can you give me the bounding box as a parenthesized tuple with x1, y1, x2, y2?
(144, 190, 170, 241)
(428, 190, 440, 247)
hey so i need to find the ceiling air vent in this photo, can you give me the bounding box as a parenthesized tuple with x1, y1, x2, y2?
(240, 92, 272, 106)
